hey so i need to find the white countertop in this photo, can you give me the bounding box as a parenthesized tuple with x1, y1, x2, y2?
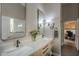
(1, 37, 53, 56)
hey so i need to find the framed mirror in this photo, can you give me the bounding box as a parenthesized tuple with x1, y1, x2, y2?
(37, 9, 45, 36)
(0, 4, 26, 40)
(2, 17, 26, 40)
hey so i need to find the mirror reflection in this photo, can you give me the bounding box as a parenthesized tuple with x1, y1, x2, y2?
(1, 4, 26, 40)
(37, 9, 45, 37)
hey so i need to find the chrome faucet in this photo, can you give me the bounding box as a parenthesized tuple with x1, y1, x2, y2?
(42, 34, 45, 38)
(16, 40, 20, 47)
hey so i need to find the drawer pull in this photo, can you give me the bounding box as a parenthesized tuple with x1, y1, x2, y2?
(42, 48, 49, 54)
(43, 45, 48, 50)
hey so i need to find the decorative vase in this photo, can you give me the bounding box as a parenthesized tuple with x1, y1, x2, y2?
(30, 30, 39, 41)
(32, 37, 36, 41)
(31, 36, 36, 41)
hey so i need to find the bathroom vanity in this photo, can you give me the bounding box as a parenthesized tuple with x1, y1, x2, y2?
(31, 42, 52, 56)
(1, 38, 53, 56)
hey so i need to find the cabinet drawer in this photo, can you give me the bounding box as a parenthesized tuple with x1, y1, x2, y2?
(30, 41, 52, 56)
(42, 44, 50, 55)
(42, 44, 49, 50)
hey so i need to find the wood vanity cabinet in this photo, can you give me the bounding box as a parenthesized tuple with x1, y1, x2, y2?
(31, 42, 52, 56)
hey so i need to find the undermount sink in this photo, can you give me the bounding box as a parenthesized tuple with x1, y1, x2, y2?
(1, 46, 33, 56)
(1, 37, 50, 56)
(26, 38, 48, 49)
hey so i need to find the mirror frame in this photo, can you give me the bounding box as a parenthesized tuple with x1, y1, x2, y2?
(0, 4, 26, 41)
(37, 9, 45, 36)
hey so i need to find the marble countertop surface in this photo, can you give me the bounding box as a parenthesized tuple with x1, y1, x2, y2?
(1, 37, 53, 56)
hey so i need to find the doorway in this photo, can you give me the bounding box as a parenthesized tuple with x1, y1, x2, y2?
(64, 21, 76, 47)
(61, 20, 79, 56)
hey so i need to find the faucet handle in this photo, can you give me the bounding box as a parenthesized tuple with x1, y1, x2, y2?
(17, 40, 20, 44)
(16, 40, 20, 47)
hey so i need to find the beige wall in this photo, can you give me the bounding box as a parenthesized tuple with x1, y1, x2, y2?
(62, 4, 78, 22)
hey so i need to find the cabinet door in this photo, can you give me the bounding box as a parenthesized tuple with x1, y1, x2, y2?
(31, 42, 52, 56)
(41, 44, 51, 56)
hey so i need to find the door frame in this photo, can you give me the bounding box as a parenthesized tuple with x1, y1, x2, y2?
(61, 20, 77, 49)
(75, 19, 79, 51)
